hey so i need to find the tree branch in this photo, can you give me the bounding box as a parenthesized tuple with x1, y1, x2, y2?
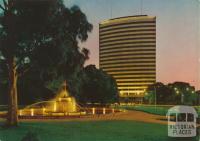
(18, 65, 32, 77)
(0, 4, 5, 11)
(3, 0, 8, 10)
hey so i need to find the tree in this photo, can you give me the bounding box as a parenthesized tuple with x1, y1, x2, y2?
(0, 0, 92, 126)
(145, 81, 198, 105)
(44, 47, 90, 94)
(168, 82, 197, 105)
(196, 90, 200, 105)
(145, 82, 172, 104)
(77, 65, 119, 104)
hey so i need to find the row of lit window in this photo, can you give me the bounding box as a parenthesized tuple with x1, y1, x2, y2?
(115, 78, 155, 81)
(100, 50, 155, 55)
(100, 20, 155, 29)
(100, 37, 156, 45)
(100, 35, 155, 43)
(116, 79, 155, 82)
(100, 29, 156, 37)
(100, 27, 155, 36)
(118, 86, 148, 89)
(100, 25, 156, 34)
(108, 74, 156, 77)
(100, 31, 156, 40)
(100, 63, 155, 68)
(100, 38, 155, 45)
(104, 69, 155, 73)
(100, 41, 155, 47)
(102, 66, 155, 71)
(100, 22, 155, 28)
(100, 52, 155, 58)
(100, 43, 156, 50)
(100, 57, 155, 63)
(101, 64, 155, 68)
(113, 74, 156, 78)
(120, 93, 145, 97)
(114, 78, 155, 81)
(100, 60, 155, 66)
(100, 21, 155, 30)
(100, 56, 155, 60)
(108, 71, 155, 74)
(100, 48, 155, 55)
(113, 74, 155, 77)
(113, 75, 155, 78)
(117, 82, 155, 85)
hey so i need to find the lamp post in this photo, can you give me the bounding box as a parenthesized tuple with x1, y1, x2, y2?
(181, 93, 184, 104)
(174, 87, 184, 104)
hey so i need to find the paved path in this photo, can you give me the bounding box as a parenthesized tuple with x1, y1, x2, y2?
(81, 110, 168, 125)
(0, 110, 168, 125)
(4, 110, 200, 127)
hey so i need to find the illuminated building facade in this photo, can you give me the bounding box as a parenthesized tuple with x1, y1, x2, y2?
(99, 15, 156, 103)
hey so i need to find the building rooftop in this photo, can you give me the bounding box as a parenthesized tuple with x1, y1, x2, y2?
(100, 15, 156, 26)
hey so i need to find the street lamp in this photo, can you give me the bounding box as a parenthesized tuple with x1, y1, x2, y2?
(174, 87, 184, 104)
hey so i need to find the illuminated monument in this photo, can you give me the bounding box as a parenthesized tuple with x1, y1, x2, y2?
(17, 81, 120, 117)
(19, 81, 80, 116)
(99, 15, 156, 103)
(54, 81, 77, 113)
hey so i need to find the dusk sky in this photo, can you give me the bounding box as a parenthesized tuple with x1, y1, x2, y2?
(65, 0, 200, 89)
(0, 0, 199, 89)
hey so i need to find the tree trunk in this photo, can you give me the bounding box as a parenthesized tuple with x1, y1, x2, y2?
(6, 57, 18, 127)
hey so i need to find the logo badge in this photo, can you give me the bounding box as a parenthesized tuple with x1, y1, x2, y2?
(166, 105, 197, 137)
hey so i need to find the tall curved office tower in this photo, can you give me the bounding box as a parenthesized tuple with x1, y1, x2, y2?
(99, 15, 156, 103)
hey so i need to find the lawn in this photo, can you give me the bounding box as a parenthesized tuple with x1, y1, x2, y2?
(118, 105, 170, 116)
(0, 120, 198, 141)
(118, 105, 200, 117)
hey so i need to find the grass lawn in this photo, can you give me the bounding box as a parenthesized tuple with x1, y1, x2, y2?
(119, 105, 200, 117)
(118, 105, 170, 116)
(0, 120, 198, 141)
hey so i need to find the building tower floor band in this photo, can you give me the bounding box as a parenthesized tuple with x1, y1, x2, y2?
(99, 15, 156, 103)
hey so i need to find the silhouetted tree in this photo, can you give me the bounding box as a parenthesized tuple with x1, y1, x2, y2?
(168, 82, 197, 105)
(145, 82, 172, 104)
(145, 82, 197, 105)
(0, 0, 92, 126)
(77, 65, 119, 104)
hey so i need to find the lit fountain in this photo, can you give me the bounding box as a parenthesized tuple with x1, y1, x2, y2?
(17, 81, 122, 118)
(19, 81, 85, 117)
(53, 81, 77, 113)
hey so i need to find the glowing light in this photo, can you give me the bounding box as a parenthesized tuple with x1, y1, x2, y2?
(192, 91, 195, 94)
(43, 108, 46, 115)
(31, 109, 34, 116)
(103, 108, 106, 115)
(54, 102, 57, 112)
(186, 87, 189, 91)
(19, 110, 22, 116)
(112, 108, 115, 114)
(92, 108, 95, 115)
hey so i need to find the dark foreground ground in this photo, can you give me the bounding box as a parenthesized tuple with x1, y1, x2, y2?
(0, 119, 198, 141)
